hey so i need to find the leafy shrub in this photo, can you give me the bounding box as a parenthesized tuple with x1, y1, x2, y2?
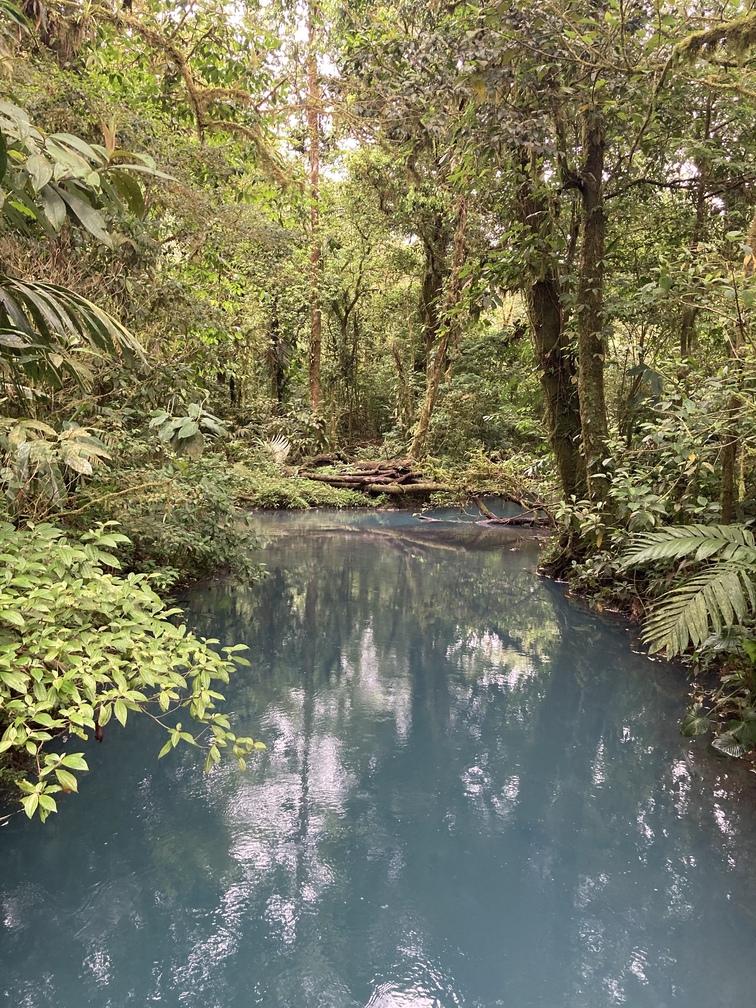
(0, 521, 262, 821)
(622, 524, 756, 657)
(148, 403, 228, 460)
(75, 453, 266, 587)
(619, 523, 756, 757)
(0, 417, 111, 519)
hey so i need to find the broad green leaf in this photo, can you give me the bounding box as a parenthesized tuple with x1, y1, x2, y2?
(21, 793, 39, 818)
(57, 189, 113, 248)
(680, 710, 711, 736)
(107, 169, 145, 217)
(0, 609, 25, 629)
(54, 768, 78, 791)
(39, 184, 67, 230)
(62, 453, 94, 476)
(177, 421, 200, 439)
(48, 133, 102, 165)
(25, 153, 53, 192)
(0, 669, 26, 693)
(711, 732, 748, 758)
(37, 793, 57, 813)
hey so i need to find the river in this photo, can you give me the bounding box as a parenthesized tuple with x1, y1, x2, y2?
(1, 508, 756, 1007)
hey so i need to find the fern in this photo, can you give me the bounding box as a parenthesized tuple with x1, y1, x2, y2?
(623, 524, 756, 656)
(622, 524, 756, 566)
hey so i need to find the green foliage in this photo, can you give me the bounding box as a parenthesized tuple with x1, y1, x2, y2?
(148, 403, 228, 460)
(623, 525, 756, 657)
(72, 451, 266, 587)
(0, 417, 110, 517)
(0, 99, 172, 242)
(7, 0, 756, 772)
(0, 520, 262, 821)
(0, 274, 144, 388)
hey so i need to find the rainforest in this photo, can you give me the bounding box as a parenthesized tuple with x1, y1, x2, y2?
(3, 0, 756, 819)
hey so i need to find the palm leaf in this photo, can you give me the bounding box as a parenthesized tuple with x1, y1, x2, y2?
(0, 275, 146, 388)
(622, 524, 756, 567)
(643, 561, 756, 656)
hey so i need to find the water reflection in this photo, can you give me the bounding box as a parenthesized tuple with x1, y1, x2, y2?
(1, 509, 756, 1008)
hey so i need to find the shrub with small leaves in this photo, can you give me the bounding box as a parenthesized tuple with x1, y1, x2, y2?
(0, 520, 263, 821)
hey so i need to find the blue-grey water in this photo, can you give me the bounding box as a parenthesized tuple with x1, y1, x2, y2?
(2, 508, 756, 1007)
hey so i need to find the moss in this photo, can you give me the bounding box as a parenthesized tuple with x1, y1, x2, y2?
(676, 12, 756, 61)
(234, 471, 371, 510)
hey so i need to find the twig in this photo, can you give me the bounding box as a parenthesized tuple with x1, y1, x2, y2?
(57, 481, 167, 518)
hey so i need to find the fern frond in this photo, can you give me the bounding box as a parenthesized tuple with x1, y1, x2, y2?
(622, 524, 756, 567)
(643, 561, 756, 656)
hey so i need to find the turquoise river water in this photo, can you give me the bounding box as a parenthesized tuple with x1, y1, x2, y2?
(1, 508, 756, 1007)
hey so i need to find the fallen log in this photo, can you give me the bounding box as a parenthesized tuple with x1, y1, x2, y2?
(471, 495, 548, 526)
(300, 472, 367, 484)
(471, 495, 496, 519)
(300, 469, 427, 489)
(474, 516, 541, 527)
(363, 482, 451, 495)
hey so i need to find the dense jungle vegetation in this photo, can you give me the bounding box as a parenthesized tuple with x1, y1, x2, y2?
(3, 0, 756, 819)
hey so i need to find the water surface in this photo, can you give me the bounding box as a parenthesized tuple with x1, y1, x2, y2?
(2, 508, 756, 1007)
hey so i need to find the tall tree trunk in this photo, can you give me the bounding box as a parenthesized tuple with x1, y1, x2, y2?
(268, 297, 287, 407)
(415, 214, 449, 374)
(576, 105, 610, 503)
(392, 343, 415, 435)
(720, 422, 737, 523)
(680, 94, 712, 357)
(721, 266, 748, 522)
(517, 159, 586, 500)
(525, 280, 587, 500)
(307, 1, 322, 412)
(409, 197, 467, 460)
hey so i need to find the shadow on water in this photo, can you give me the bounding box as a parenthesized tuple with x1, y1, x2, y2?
(1, 508, 756, 1008)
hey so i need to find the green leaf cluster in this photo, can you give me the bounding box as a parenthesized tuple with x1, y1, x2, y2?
(148, 402, 228, 459)
(0, 520, 262, 821)
(622, 524, 756, 657)
(0, 417, 110, 516)
(0, 100, 172, 243)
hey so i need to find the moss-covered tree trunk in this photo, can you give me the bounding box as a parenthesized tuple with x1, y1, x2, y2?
(525, 279, 587, 500)
(576, 105, 609, 503)
(409, 197, 467, 459)
(415, 213, 449, 375)
(517, 164, 586, 501)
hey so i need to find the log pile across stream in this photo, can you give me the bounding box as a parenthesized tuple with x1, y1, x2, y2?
(299, 458, 550, 527)
(299, 459, 450, 497)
